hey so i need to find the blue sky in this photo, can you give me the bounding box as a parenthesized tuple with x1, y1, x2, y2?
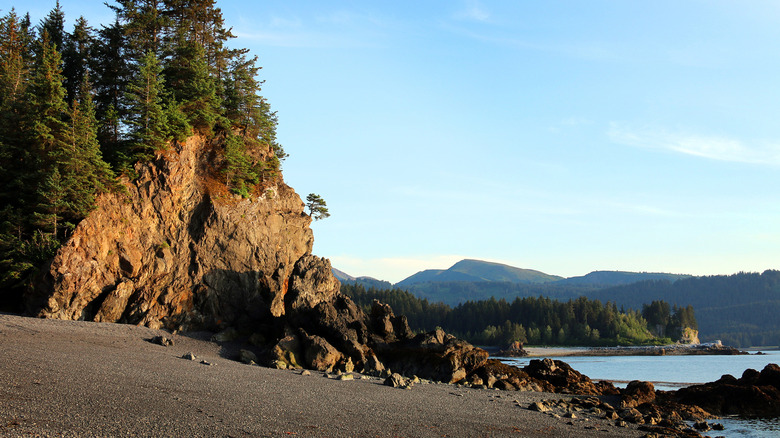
(14, 1, 780, 282)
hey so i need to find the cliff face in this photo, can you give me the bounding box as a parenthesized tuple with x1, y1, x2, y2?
(26, 135, 332, 331)
(25, 135, 491, 383)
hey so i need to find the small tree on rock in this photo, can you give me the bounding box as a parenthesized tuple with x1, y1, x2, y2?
(305, 193, 330, 221)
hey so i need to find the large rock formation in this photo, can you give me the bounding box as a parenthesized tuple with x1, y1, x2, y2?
(26, 135, 317, 331)
(23, 136, 487, 383)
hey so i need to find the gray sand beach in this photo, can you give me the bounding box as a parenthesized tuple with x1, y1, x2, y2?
(0, 314, 645, 437)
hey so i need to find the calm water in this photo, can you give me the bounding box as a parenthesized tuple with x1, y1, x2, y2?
(500, 350, 780, 438)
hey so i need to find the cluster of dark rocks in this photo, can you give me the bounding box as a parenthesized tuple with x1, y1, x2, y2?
(527, 394, 723, 438)
(665, 363, 780, 417)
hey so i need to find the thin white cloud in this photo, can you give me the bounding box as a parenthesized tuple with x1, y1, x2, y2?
(234, 12, 386, 48)
(454, 1, 491, 22)
(608, 123, 780, 166)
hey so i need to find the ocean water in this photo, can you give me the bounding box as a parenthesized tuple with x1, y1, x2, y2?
(499, 350, 780, 438)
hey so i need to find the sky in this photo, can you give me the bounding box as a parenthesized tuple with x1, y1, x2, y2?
(11, 0, 780, 283)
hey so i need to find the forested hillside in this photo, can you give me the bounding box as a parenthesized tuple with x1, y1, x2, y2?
(586, 270, 780, 347)
(361, 270, 780, 347)
(0, 1, 284, 308)
(343, 283, 695, 347)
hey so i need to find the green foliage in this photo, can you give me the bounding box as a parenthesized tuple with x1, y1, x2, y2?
(125, 50, 169, 159)
(222, 132, 257, 197)
(588, 271, 780, 347)
(0, 1, 289, 308)
(306, 193, 330, 221)
(342, 282, 670, 347)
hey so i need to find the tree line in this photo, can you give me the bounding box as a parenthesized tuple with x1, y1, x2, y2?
(0, 1, 284, 307)
(342, 283, 697, 347)
(586, 270, 780, 347)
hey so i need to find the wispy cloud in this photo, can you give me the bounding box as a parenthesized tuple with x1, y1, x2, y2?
(234, 12, 386, 48)
(453, 1, 491, 22)
(608, 123, 780, 166)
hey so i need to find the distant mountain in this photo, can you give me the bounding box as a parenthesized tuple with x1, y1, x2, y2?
(396, 259, 563, 287)
(332, 268, 393, 290)
(332, 268, 355, 282)
(558, 271, 691, 286)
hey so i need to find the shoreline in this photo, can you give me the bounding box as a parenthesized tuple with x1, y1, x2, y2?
(515, 344, 753, 357)
(0, 313, 646, 437)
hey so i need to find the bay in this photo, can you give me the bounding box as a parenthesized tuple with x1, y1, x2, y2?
(499, 349, 780, 438)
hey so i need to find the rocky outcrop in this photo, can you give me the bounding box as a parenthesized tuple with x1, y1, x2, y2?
(494, 341, 528, 357)
(668, 363, 780, 417)
(26, 135, 315, 330)
(373, 327, 489, 384)
(23, 134, 491, 385)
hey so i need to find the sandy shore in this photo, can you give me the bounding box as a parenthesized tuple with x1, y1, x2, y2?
(0, 313, 647, 437)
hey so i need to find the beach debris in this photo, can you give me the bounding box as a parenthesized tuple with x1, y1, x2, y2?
(182, 352, 197, 361)
(528, 401, 551, 412)
(300, 370, 311, 376)
(238, 349, 258, 365)
(149, 335, 174, 347)
(200, 360, 213, 366)
(384, 373, 411, 389)
(338, 374, 354, 381)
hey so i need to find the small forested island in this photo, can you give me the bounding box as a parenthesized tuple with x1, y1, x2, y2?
(0, 2, 777, 437)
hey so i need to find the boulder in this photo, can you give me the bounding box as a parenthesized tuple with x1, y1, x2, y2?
(149, 335, 174, 347)
(495, 341, 528, 357)
(620, 380, 656, 408)
(238, 349, 258, 365)
(271, 334, 304, 369)
(384, 373, 410, 389)
(302, 334, 343, 372)
(523, 358, 613, 395)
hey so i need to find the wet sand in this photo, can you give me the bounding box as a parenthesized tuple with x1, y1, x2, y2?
(0, 314, 645, 437)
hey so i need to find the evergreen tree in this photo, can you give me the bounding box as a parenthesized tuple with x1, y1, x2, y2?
(27, 31, 72, 172)
(164, 39, 220, 133)
(125, 50, 169, 161)
(306, 194, 330, 221)
(222, 132, 257, 197)
(67, 73, 117, 210)
(107, 0, 167, 58)
(62, 16, 94, 104)
(92, 20, 129, 160)
(39, 1, 66, 52)
(0, 9, 34, 210)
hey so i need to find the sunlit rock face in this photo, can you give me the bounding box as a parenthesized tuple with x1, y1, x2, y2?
(26, 135, 323, 331)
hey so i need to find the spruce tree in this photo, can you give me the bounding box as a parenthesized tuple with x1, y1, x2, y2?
(92, 20, 129, 161)
(222, 132, 257, 197)
(125, 50, 169, 160)
(0, 9, 34, 209)
(67, 73, 117, 215)
(27, 31, 72, 172)
(62, 16, 94, 104)
(108, 0, 167, 58)
(39, 1, 66, 53)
